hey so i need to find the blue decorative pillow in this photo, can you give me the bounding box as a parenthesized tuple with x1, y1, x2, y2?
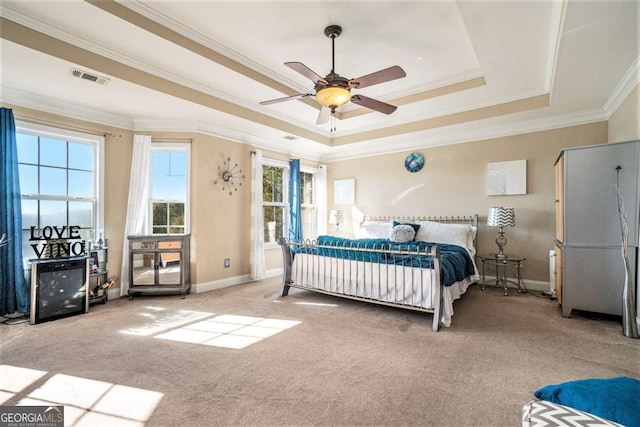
(534, 377, 640, 426)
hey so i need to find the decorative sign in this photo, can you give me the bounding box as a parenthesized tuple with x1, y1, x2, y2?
(29, 225, 86, 258)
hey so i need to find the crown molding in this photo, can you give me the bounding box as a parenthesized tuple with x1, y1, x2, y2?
(545, 0, 568, 96)
(0, 5, 287, 121)
(115, 0, 309, 94)
(3, 81, 608, 164)
(115, 1, 488, 111)
(133, 118, 330, 160)
(603, 55, 640, 117)
(321, 108, 608, 162)
(0, 86, 133, 129)
(330, 87, 550, 139)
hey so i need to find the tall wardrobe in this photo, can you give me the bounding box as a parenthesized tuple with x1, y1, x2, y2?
(555, 140, 639, 322)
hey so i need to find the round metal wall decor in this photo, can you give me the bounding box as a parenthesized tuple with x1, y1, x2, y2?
(404, 153, 424, 173)
(213, 157, 244, 195)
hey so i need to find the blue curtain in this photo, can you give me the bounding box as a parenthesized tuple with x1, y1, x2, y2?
(0, 108, 28, 316)
(288, 159, 303, 241)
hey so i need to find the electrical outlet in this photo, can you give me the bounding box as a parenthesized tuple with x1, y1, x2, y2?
(224, 258, 230, 268)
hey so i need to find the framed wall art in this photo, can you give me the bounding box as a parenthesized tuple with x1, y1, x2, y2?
(334, 178, 355, 204)
(487, 159, 527, 196)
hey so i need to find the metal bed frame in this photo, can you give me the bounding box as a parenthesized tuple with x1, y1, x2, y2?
(279, 215, 478, 332)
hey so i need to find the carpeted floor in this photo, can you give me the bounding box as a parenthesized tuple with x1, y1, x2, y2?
(1, 278, 639, 426)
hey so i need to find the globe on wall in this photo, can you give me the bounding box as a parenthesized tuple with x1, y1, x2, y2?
(404, 153, 424, 173)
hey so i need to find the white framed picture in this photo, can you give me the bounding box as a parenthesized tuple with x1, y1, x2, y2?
(487, 160, 527, 195)
(334, 179, 355, 204)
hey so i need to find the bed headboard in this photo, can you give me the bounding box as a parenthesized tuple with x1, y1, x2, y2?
(360, 215, 479, 250)
(362, 215, 478, 227)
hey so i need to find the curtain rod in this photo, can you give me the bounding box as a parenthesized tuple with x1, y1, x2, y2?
(14, 116, 118, 138)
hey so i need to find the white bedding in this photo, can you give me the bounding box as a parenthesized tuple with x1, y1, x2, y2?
(291, 253, 477, 327)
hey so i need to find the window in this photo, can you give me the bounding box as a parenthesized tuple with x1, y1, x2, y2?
(262, 164, 286, 244)
(16, 124, 103, 260)
(261, 162, 318, 244)
(149, 145, 189, 234)
(300, 171, 316, 238)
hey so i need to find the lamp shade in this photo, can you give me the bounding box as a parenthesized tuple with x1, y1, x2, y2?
(487, 207, 515, 227)
(316, 86, 351, 108)
(329, 209, 345, 225)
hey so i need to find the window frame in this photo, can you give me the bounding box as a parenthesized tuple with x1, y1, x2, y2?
(260, 159, 320, 247)
(147, 142, 191, 235)
(16, 121, 104, 259)
(261, 159, 289, 249)
(300, 166, 317, 240)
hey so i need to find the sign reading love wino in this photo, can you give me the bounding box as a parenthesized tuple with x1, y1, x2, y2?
(29, 225, 87, 258)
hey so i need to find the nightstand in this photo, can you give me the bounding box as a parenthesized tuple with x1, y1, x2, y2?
(477, 253, 527, 296)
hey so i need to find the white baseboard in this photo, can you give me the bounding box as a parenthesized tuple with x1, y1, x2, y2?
(193, 268, 284, 293)
(192, 274, 252, 293)
(107, 287, 122, 300)
(265, 267, 283, 279)
(481, 275, 550, 292)
(107, 270, 284, 299)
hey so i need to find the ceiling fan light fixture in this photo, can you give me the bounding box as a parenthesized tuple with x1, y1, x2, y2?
(260, 24, 405, 124)
(316, 86, 351, 108)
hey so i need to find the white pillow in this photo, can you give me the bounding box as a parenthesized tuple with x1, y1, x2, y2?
(389, 224, 416, 243)
(416, 221, 477, 256)
(355, 222, 392, 239)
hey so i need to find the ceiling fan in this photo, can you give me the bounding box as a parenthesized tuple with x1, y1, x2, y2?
(260, 25, 406, 126)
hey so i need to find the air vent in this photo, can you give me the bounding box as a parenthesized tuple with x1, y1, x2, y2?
(70, 68, 110, 85)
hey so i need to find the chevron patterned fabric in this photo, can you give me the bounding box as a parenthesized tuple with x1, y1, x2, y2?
(522, 400, 622, 427)
(487, 206, 516, 227)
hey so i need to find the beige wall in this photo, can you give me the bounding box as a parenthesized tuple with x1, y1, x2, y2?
(189, 133, 253, 285)
(4, 105, 258, 293)
(103, 129, 133, 288)
(608, 83, 640, 143)
(326, 122, 608, 282)
(3, 103, 611, 288)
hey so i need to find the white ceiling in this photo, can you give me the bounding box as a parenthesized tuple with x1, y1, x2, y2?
(0, 0, 638, 161)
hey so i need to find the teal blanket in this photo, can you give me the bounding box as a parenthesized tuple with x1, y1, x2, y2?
(292, 236, 475, 287)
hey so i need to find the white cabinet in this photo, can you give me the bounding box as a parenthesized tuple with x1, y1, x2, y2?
(555, 140, 639, 318)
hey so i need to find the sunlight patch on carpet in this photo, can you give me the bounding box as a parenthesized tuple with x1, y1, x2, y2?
(0, 365, 47, 399)
(119, 307, 212, 336)
(154, 314, 301, 349)
(0, 365, 163, 426)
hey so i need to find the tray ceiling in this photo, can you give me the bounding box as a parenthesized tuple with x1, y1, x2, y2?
(0, 0, 638, 161)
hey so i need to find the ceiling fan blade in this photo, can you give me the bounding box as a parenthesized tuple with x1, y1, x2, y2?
(316, 106, 331, 125)
(285, 62, 328, 85)
(350, 95, 397, 114)
(349, 65, 406, 89)
(260, 93, 313, 106)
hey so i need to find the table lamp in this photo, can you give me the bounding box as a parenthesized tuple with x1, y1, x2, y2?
(329, 209, 345, 231)
(487, 207, 515, 258)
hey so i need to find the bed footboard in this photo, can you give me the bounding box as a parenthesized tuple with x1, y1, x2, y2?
(278, 237, 443, 331)
(279, 237, 294, 297)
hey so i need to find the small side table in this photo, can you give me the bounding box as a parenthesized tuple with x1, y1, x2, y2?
(477, 253, 528, 296)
